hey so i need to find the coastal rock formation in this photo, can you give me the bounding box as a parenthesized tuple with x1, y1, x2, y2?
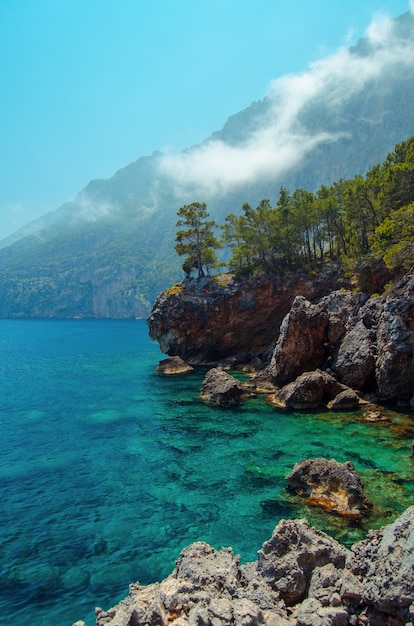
(82, 506, 414, 626)
(200, 368, 245, 405)
(156, 356, 194, 375)
(270, 271, 414, 405)
(269, 370, 350, 410)
(147, 271, 349, 363)
(375, 271, 414, 404)
(148, 269, 413, 405)
(286, 458, 371, 518)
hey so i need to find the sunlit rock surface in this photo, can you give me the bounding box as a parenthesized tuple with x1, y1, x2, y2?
(77, 506, 414, 626)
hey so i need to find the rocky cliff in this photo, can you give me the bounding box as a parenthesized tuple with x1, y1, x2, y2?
(147, 269, 350, 363)
(74, 506, 414, 626)
(148, 268, 414, 406)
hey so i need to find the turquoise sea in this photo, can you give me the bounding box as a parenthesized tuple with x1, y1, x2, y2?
(1, 319, 413, 625)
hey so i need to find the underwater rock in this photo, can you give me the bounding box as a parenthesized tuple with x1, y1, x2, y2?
(200, 368, 245, 405)
(86, 507, 414, 626)
(286, 458, 371, 519)
(156, 355, 194, 375)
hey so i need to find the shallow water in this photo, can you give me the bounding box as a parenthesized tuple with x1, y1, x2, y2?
(0, 319, 413, 625)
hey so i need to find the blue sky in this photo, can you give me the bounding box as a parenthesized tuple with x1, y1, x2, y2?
(0, 0, 411, 239)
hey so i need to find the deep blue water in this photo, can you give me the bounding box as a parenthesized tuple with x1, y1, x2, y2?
(0, 319, 413, 625)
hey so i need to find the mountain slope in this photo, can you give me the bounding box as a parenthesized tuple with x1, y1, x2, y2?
(1, 11, 414, 318)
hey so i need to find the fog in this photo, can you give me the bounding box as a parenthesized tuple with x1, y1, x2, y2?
(160, 9, 414, 197)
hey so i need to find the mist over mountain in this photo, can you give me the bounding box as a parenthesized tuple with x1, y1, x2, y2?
(1, 10, 414, 318)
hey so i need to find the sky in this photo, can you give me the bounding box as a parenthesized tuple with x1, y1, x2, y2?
(0, 0, 412, 240)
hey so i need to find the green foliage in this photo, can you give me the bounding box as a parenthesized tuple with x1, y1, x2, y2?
(372, 203, 414, 270)
(217, 137, 414, 277)
(174, 137, 414, 282)
(175, 202, 221, 278)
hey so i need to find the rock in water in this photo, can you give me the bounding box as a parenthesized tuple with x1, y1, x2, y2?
(286, 458, 371, 519)
(156, 355, 194, 375)
(200, 368, 245, 405)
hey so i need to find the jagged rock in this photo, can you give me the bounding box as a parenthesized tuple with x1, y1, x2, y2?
(200, 368, 245, 405)
(270, 370, 347, 409)
(269, 291, 363, 387)
(269, 296, 329, 386)
(79, 507, 414, 626)
(156, 356, 194, 375)
(147, 271, 349, 363)
(375, 271, 414, 404)
(327, 389, 360, 410)
(349, 505, 414, 620)
(257, 518, 348, 606)
(286, 458, 371, 518)
(331, 321, 376, 390)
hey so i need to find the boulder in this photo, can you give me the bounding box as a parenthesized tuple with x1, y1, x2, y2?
(200, 368, 245, 405)
(286, 458, 371, 518)
(270, 370, 347, 409)
(327, 389, 360, 410)
(156, 356, 194, 375)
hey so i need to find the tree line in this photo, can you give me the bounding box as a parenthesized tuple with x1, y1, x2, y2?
(174, 137, 414, 279)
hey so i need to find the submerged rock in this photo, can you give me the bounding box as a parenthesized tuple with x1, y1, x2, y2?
(85, 506, 414, 626)
(286, 458, 371, 519)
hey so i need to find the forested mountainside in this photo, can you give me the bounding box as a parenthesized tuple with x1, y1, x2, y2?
(0, 11, 413, 318)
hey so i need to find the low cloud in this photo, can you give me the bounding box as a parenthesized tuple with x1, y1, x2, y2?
(160, 6, 414, 196)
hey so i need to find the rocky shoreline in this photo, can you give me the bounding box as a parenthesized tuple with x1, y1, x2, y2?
(75, 268, 413, 625)
(148, 268, 413, 409)
(74, 505, 414, 626)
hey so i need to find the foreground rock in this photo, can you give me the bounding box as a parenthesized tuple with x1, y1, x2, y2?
(79, 506, 414, 626)
(200, 368, 245, 405)
(156, 356, 194, 375)
(286, 458, 371, 519)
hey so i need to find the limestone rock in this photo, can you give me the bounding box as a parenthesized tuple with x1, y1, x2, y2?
(270, 370, 347, 409)
(200, 368, 245, 405)
(269, 296, 329, 387)
(286, 458, 371, 518)
(349, 505, 414, 618)
(331, 321, 376, 390)
(269, 290, 362, 387)
(84, 507, 414, 626)
(375, 271, 414, 403)
(257, 518, 348, 606)
(147, 271, 349, 363)
(327, 389, 360, 410)
(156, 356, 194, 375)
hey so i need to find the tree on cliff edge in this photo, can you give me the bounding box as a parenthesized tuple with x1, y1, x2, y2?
(175, 202, 221, 278)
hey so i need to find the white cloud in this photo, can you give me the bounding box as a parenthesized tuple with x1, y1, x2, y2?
(159, 9, 414, 196)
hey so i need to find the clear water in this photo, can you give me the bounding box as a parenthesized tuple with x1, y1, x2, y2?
(0, 319, 413, 626)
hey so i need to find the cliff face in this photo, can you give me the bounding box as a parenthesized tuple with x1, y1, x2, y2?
(147, 270, 350, 363)
(148, 268, 413, 405)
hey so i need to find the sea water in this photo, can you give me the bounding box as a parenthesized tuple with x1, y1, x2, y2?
(0, 319, 413, 625)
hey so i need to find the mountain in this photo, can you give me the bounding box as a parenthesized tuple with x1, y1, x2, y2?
(1, 11, 414, 318)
